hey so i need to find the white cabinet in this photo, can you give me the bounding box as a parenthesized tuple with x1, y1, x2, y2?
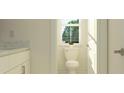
(5, 64, 25, 74)
(5, 61, 30, 74)
(0, 50, 30, 74)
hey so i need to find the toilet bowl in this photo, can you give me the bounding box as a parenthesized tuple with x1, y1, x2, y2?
(66, 60, 79, 74)
(64, 46, 79, 74)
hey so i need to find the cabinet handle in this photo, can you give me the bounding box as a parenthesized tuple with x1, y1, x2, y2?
(22, 66, 25, 74)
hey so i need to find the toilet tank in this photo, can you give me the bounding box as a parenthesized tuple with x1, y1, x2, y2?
(64, 46, 79, 61)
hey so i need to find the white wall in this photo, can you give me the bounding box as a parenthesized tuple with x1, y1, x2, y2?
(0, 22, 3, 41)
(0, 19, 51, 74)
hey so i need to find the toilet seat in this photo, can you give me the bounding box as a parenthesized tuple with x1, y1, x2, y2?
(66, 60, 79, 67)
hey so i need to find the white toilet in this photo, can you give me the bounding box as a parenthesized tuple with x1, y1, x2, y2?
(64, 46, 79, 74)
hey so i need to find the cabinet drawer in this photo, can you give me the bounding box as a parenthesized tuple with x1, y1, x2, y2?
(0, 56, 10, 73)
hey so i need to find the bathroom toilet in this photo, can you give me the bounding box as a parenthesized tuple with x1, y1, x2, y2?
(64, 46, 79, 74)
(65, 60, 79, 74)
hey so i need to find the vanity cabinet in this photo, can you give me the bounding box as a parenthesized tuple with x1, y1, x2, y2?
(0, 49, 30, 74)
(5, 61, 30, 74)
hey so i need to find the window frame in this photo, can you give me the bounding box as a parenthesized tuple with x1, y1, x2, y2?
(57, 19, 81, 45)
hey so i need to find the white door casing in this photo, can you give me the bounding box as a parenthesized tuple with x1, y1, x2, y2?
(88, 19, 98, 74)
(88, 19, 108, 74)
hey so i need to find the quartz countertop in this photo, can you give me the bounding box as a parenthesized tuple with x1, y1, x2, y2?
(0, 48, 30, 57)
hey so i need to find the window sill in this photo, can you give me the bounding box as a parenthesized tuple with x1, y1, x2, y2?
(58, 43, 82, 47)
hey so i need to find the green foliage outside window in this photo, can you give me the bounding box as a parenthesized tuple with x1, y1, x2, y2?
(68, 19, 79, 24)
(62, 20, 79, 45)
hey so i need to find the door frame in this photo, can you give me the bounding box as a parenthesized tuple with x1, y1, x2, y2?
(97, 19, 108, 74)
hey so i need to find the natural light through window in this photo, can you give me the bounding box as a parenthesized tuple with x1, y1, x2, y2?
(60, 19, 80, 45)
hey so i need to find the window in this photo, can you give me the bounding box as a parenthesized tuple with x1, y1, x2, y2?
(60, 19, 80, 45)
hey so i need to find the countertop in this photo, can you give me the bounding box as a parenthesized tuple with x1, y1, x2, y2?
(0, 48, 30, 57)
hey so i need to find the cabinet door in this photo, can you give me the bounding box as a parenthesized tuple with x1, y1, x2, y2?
(5, 65, 24, 74)
(22, 61, 30, 74)
(5, 61, 30, 74)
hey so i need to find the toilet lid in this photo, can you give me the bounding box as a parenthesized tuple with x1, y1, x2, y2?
(66, 60, 78, 63)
